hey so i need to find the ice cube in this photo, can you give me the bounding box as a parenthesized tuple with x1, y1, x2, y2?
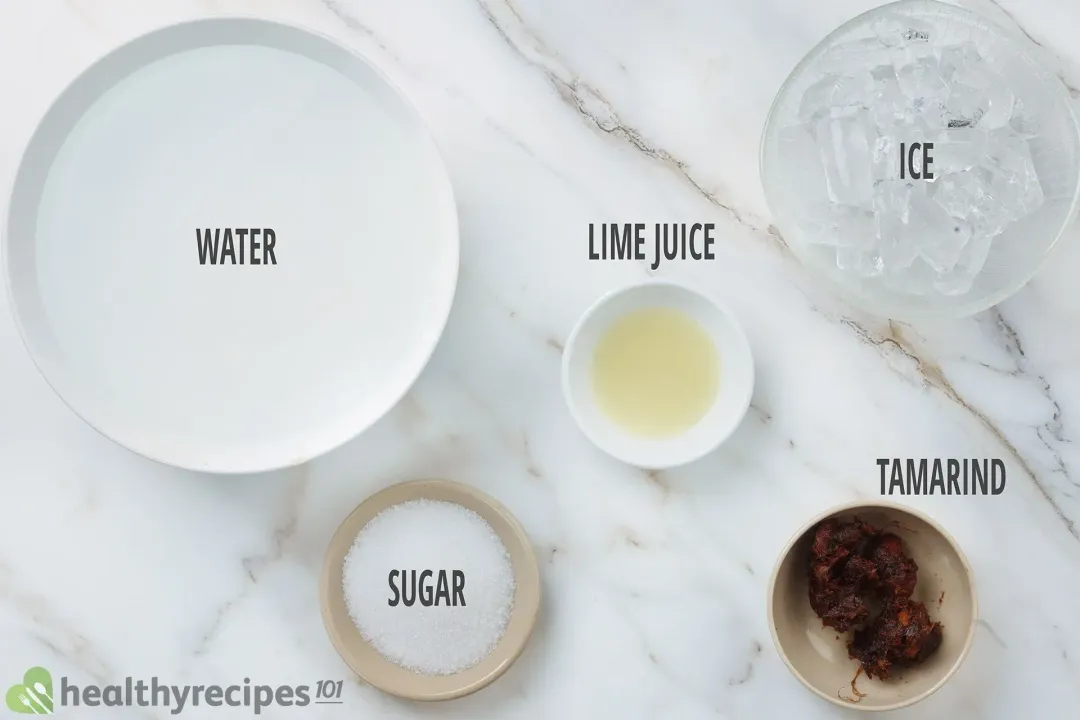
(935, 43, 1016, 130)
(964, 229, 995, 272)
(896, 55, 949, 103)
(814, 112, 875, 206)
(818, 39, 895, 76)
(943, 83, 987, 128)
(933, 267, 977, 296)
(931, 169, 988, 216)
(798, 72, 876, 123)
(873, 180, 920, 271)
(937, 43, 984, 84)
(887, 258, 938, 296)
(979, 77, 1015, 129)
(872, 133, 900, 180)
(871, 64, 898, 83)
(836, 246, 884, 278)
(933, 230, 994, 296)
(777, 124, 832, 214)
(878, 232, 919, 272)
(932, 168, 1010, 236)
(909, 192, 972, 273)
(983, 129, 1044, 218)
(895, 56, 950, 127)
(872, 179, 915, 221)
(931, 128, 988, 174)
(868, 67, 909, 127)
(1009, 97, 1042, 136)
(871, 14, 934, 47)
(915, 97, 948, 128)
(987, 169, 1044, 220)
(799, 74, 843, 123)
(888, 33, 940, 67)
(806, 205, 877, 248)
(873, 180, 969, 273)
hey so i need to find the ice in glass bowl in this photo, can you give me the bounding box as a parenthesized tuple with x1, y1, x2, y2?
(761, 0, 1080, 320)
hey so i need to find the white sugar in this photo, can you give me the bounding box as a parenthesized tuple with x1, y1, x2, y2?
(342, 499, 515, 676)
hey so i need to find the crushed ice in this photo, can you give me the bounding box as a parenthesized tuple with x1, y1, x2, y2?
(780, 12, 1044, 297)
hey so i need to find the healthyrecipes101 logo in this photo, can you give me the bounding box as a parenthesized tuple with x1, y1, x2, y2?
(6, 667, 345, 715)
(6, 668, 53, 714)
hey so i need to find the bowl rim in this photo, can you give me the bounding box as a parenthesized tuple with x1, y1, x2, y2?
(758, 0, 1080, 321)
(559, 277, 755, 469)
(318, 478, 541, 701)
(766, 499, 979, 712)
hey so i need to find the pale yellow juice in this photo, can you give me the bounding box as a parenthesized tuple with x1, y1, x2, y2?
(590, 307, 719, 438)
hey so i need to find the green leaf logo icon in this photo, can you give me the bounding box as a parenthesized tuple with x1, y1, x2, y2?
(6, 667, 54, 714)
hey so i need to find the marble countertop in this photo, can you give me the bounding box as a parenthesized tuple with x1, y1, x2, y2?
(2, 0, 1079, 717)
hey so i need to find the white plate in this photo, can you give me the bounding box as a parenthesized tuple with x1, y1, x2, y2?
(561, 280, 754, 469)
(3, 19, 459, 473)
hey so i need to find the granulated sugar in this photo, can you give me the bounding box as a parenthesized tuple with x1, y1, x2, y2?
(342, 499, 515, 676)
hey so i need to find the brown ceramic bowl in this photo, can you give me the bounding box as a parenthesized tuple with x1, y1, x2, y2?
(768, 501, 977, 712)
(319, 479, 541, 701)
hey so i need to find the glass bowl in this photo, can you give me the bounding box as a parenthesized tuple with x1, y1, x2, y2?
(761, 0, 1080, 320)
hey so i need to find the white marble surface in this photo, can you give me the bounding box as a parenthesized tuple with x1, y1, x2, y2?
(2, 0, 1080, 717)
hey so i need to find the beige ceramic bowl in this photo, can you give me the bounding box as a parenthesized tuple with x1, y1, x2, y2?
(768, 501, 977, 712)
(319, 479, 541, 701)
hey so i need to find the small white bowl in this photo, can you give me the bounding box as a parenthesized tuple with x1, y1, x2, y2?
(561, 280, 754, 468)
